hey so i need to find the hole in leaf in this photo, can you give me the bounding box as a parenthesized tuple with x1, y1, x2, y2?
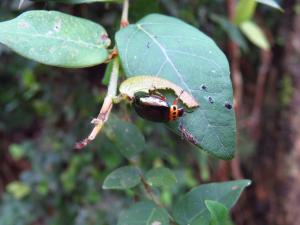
(225, 102, 232, 110)
(201, 85, 207, 91)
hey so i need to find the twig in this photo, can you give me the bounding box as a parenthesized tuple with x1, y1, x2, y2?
(226, 0, 243, 179)
(75, 58, 119, 149)
(248, 50, 272, 139)
(18, 0, 25, 9)
(74, 0, 129, 149)
(120, 0, 129, 28)
(140, 175, 179, 225)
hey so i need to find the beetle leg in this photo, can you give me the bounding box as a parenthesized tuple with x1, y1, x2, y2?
(149, 86, 167, 101)
(112, 94, 130, 104)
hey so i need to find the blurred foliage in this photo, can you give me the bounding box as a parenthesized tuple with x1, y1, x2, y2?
(0, 0, 283, 224)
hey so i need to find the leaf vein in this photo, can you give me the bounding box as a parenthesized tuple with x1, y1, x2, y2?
(137, 24, 192, 93)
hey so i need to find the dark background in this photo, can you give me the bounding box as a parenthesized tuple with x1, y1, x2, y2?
(1, 0, 299, 224)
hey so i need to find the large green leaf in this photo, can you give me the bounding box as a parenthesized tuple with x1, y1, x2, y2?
(116, 14, 236, 160)
(0, 10, 110, 68)
(118, 201, 169, 225)
(105, 116, 146, 159)
(173, 179, 251, 225)
(205, 200, 234, 225)
(30, 0, 122, 4)
(102, 166, 141, 190)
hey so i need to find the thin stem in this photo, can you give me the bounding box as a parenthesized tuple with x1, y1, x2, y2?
(140, 175, 179, 225)
(18, 0, 25, 9)
(120, 0, 129, 28)
(75, 58, 119, 149)
(226, 0, 243, 179)
(107, 58, 119, 97)
(74, 0, 129, 149)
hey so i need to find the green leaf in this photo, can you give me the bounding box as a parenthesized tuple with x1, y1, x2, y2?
(256, 0, 284, 11)
(210, 14, 248, 52)
(118, 201, 169, 225)
(30, 0, 122, 4)
(7, 181, 31, 199)
(9, 144, 25, 160)
(234, 0, 257, 25)
(145, 167, 177, 188)
(240, 21, 270, 50)
(102, 166, 141, 190)
(116, 14, 236, 160)
(102, 61, 113, 86)
(205, 200, 234, 225)
(105, 116, 145, 158)
(173, 179, 251, 225)
(0, 10, 110, 68)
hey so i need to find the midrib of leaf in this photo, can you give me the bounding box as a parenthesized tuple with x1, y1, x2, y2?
(0, 31, 104, 49)
(146, 208, 156, 225)
(136, 23, 191, 94)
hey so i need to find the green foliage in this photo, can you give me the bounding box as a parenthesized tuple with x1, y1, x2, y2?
(145, 167, 177, 189)
(240, 21, 270, 50)
(234, 0, 257, 25)
(105, 116, 145, 159)
(30, 0, 122, 3)
(210, 14, 248, 52)
(0, 0, 276, 224)
(102, 61, 113, 86)
(0, 11, 110, 68)
(173, 180, 251, 225)
(9, 144, 25, 160)
(205, 200, 234, 225)
(102, 166, 141, 189)
(116, 14, 236, 160)
(6, 182, 31, 199)
(117, 201, 169, 225)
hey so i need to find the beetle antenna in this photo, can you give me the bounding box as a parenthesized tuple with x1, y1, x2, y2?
(173, 90, 184, 105)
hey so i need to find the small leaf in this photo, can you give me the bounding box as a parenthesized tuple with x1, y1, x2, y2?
(145, 167, 177, 188)
(30, 0, 122, 4)
(118, 201, 169, 225)
(205, 200, 234, 225)
(173, 179, 251, 225)
(256, 0, 284, 11)
(7, 181, 31, 199)
(234, 0, 257, 25)
(102, 166, 141, 190)
(240, 21, 270, 50)
(210, 14, 248, 52)
(0, 10, 111, 68)
(116, 14, 236, 160)
(9, 144, 25, 160)
(105, 116, 145, 158)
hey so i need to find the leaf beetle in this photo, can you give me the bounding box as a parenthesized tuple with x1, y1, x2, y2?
(132, 91, 184, 122)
